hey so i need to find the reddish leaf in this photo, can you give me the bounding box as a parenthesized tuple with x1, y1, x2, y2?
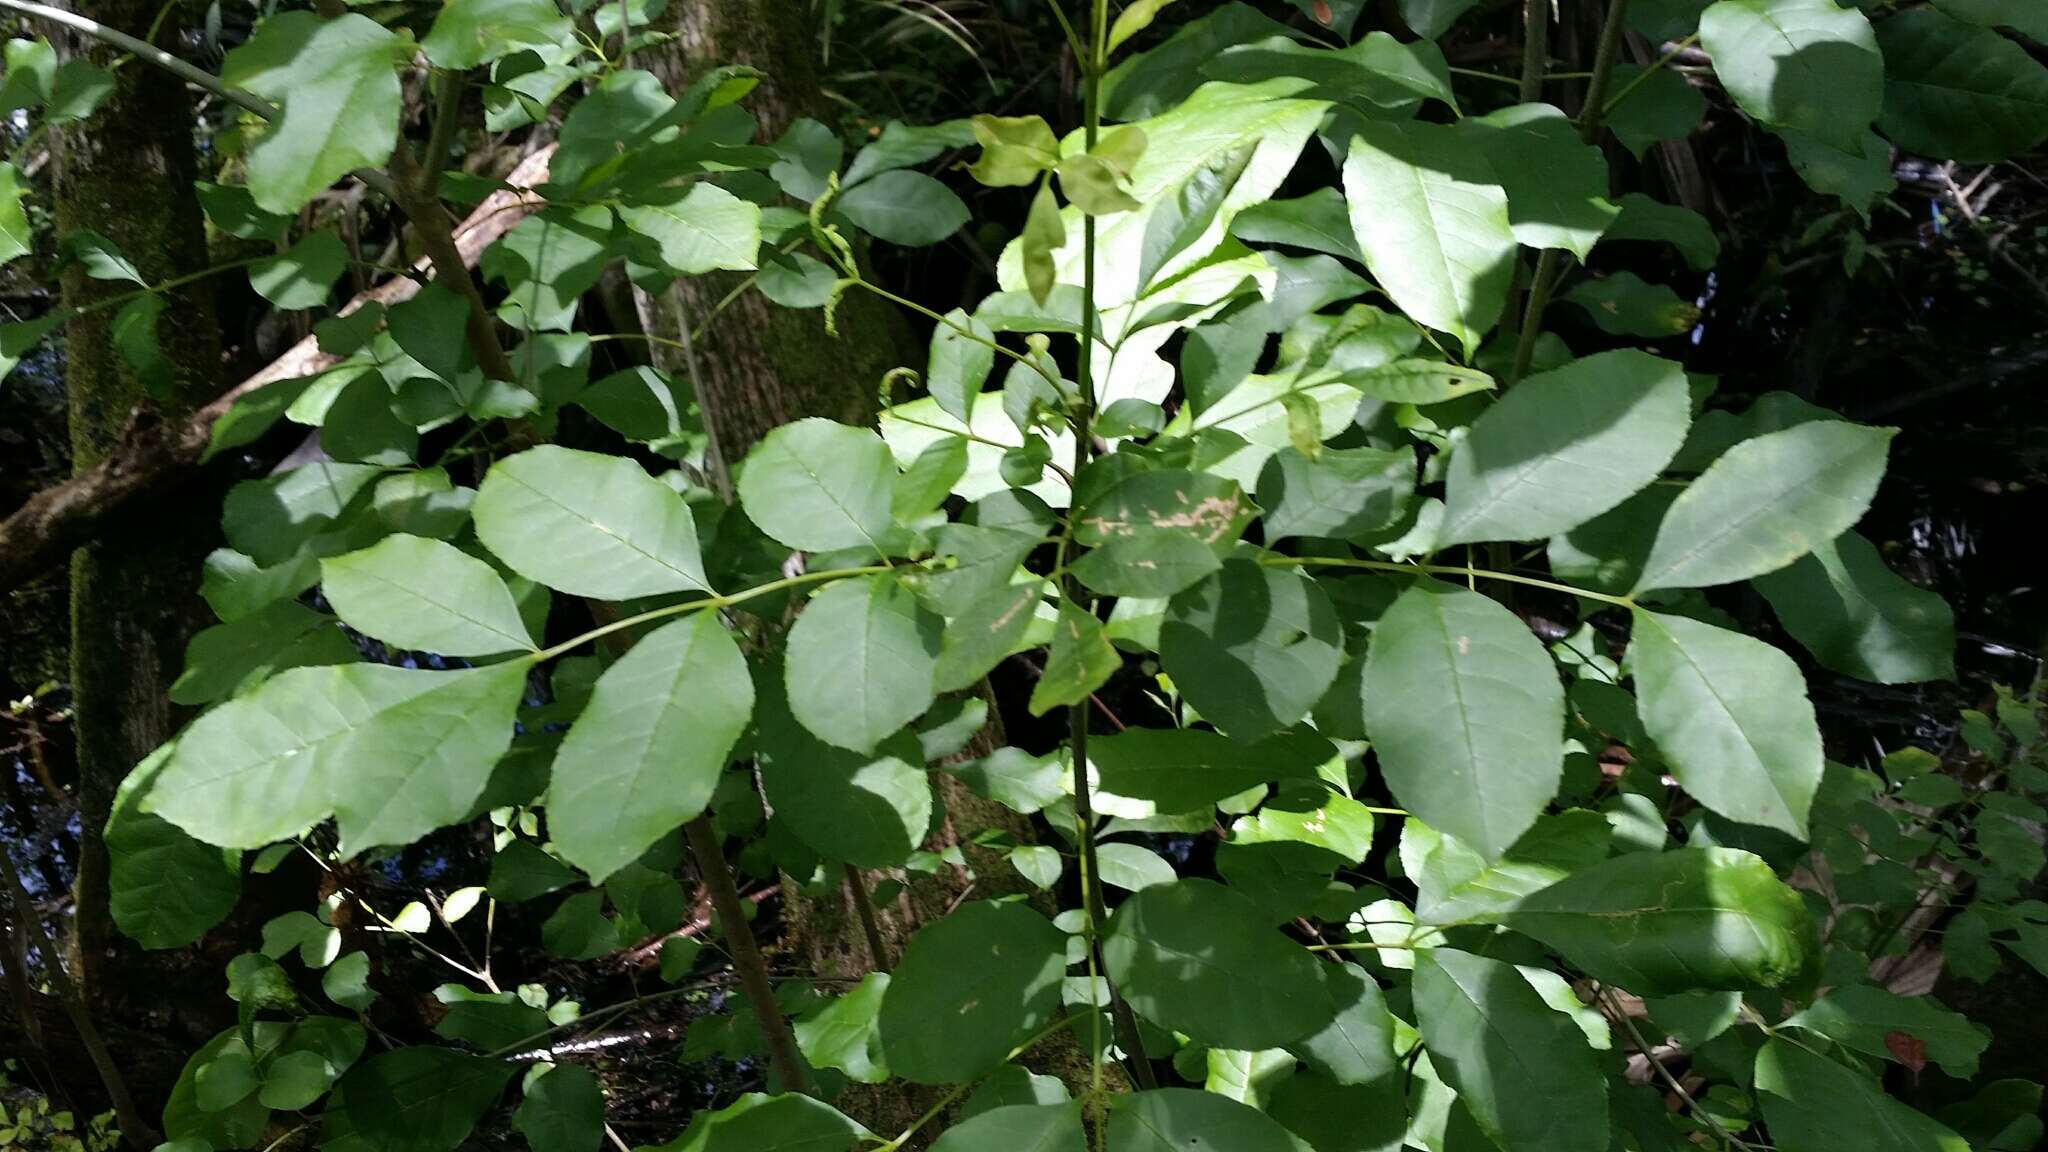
(1884, 1030, 1926, 1082)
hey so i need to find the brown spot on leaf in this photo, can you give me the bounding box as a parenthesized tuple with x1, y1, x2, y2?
(1885, 1031, 1926, 1083)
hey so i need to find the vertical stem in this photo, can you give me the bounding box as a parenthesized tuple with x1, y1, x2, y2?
(685, 816, 811, 1095)
(1518, 0, 1550, 104)
(0, 849, 157, 1149)
(842, 864, 892, 971)
(1063, 0, 1157, 1094)
(1511, 0, 1632, 384)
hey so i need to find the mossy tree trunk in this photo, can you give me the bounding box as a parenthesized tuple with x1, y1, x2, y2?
(52, 0, 224, 996)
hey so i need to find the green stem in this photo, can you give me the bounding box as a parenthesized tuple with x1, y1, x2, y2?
(1518, 0, 1550, 105)
(529, 565, 895, 662)
(1263, 554, 1636, 609)
(0, 0, 272, 119)
(1576, 0, 1635, 141)
(851, 277, 1069, 394)
(685, 815, 811, 1095)
(1510, 248, 1567, 385)
(1601, 33, 1699, 116)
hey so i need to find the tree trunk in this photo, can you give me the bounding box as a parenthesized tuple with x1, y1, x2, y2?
(52, 0, 224, 996)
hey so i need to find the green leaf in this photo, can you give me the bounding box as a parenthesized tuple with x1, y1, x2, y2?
(846, 119, 977, 187)
(514, 1064, 604, 1152)
(575, 366, 689, 444)
(0, 163, 29, 268)
(755, 661, 931, 868)
(1105, 1088, 1312, 1152)
(107, 746, 241, 949)
(1783, 984, 1989, 1079)
(786, 575, 940, 754)
(1876, 9, 2048, 164)
(927, 310, 997, 425)
(934, 579, 1049, 693)
(1010, 844, 1063, 889)
(386, 283, 469, 383)
(1339, 359, 1496, 405)
(423, 0, 573, 70)
(796, 972, 892, 1084)
(1230, 188, 1362, 263)
(174, 600, 351, 709)
(490, 840, 579, 903)
(1782, 127, 1897, 216)
(483, 205, 614, 331)
(321, 371, 416, 466)
(318, 1048, 516, 1152)
(1606, 62, 1707, 158)
(1603, 193, 1720, 271)
(1410, 810, 1612, 925)
(473, 445, 710, 600)
(1634, 420, 1894, 592)
(61, 228, 144, 283)
(221, 13, 405, 214)
(1071, 468, 1253, 597)
(1104, 879, 1326, 1049)
(1096, 842, 1177, 890)
(879, 901, 1067, 1084)
(1754, 530, 1955, 684)
(1754, 1037, 1971, 1152)
(1440, 349, 1691, 546)
(1021, 178, 1066, 305)
(1563, 271, 1702, 338)
(1257, 446, 1414, 543)
(618, 183, 761, 275)
(1139, 143, 1253, 290)
(767, 119, 843, 202)
(1028, 602, 1120, 717)
(0, 38, 55, 114)
(756, 252, 837, 308)
(1341, 120, 1515, 357)
(1089, 727, 1335, 812)
(112, 295, 174, 397)
(1204, 1048, 1295, 1108)
(640, 1093, 872, 1152)
(737, 418, 896, 554)
(550, 613, 752, 883)
(1362, 580, 1564, 861)
(1630, 610, 1823, 836)
(321, 535, 535, 656)
(542, 890, 618, 960)
(1412, 949, 1608, 1152)
(1506, 847, 1813, 994)
(1160, 558, 1342, 741)
(933, 1103, 1086, 1152)
(251, 231, 349, 310)
(1933, 0, 2048, 40)
(145, 662, 527, 853)
(43, 57, 113, 121)
(1288, 962, 1397, 1086)
(164, 1032, 270, 1147)
(1701, 0, 1882, 151)
(1455, 103, 1619, 259)
(941, 746, 1065, 816)
(1267, 1072, 1404, 1152)
(433, 985, 550, 1050)
(195, 181, 293, 242)
(324, 952, 376, 1012)
(221, 457, 384, 566)
(969, 115, 1061, 187)
(838, 170, 969, 246)
(1401, 0, 1484, 38)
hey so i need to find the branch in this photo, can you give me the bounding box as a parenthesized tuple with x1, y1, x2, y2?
(0, 146, 554, 595)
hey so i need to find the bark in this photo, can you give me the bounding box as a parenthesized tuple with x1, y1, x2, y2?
(637, 0, 915, 487)
(51, 0, 225, 997)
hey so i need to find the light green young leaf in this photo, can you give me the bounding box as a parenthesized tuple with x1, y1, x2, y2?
(1010, 844, 1063, 889)
(1022, 177, 1066, 305)
(1104, 879, 1326, 1049)
(641, 1093, 872, 1152)
(879, 901, 1067, 1084)
(1755, 530, 1956, 684)
(968, 114, 1060, 187)
(1095, 842, 1176, 890)
(1700, 0, 1881, 151)
(321, 535, 535, 656)
(473, 445, 710, 600)
(145, 662, 526, 853)
(1109, 0, 1182, 53)
(1412, 948, 1608, 1152)
(618, 183, 762, 275)
(1507, 847, 1813, 994)
(423, 0, 574, 70)
(550, 613, 752, 883)
(1341, 120, 1514, 358)
(1106, 1089, 1311, 1152)
(1362, 580, 1564, 861)
(1631, 609, 1823, 836)
(1754, 1037, 1971, 1152)
(737, 418, 896, 553)
(1160, 559, 1342, 740)
(1440, 349, 1690, 545)
(786, 575, 940, 754)
(220, 13, 405, 214)
(1633, 420, 1895, 592)
(1875, 9, 2048, 164)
